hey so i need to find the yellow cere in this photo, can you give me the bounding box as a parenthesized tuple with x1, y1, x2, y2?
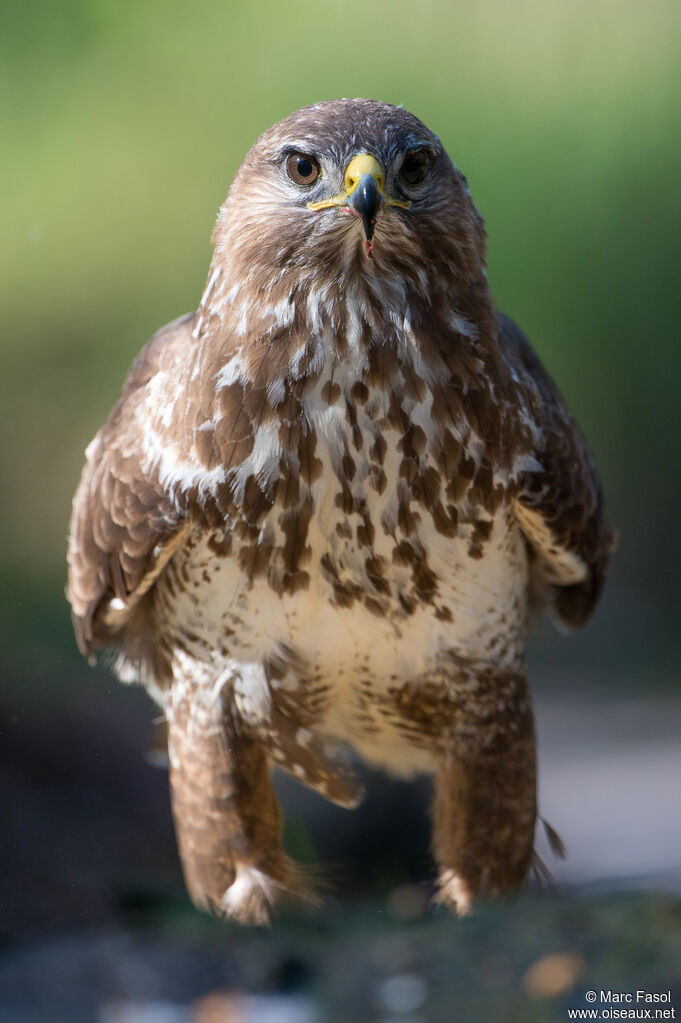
(344, 153, 384, 195)
(306, 152, 412, 212)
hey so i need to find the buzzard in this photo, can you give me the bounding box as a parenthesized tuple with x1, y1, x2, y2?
(67, 99, 612, 923)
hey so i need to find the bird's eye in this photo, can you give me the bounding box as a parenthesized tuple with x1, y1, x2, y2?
(286, 153, 321, 186)
(400, 149, 428, 186)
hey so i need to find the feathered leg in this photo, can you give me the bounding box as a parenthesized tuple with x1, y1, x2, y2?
(166, 682, 305, 924)
(431, 668, 537, 915)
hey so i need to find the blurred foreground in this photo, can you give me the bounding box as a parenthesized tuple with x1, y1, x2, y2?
(1, 889, 680, 1022)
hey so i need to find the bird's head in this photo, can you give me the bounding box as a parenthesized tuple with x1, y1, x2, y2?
(208, 99, 488, 312)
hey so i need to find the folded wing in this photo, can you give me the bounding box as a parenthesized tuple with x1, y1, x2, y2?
(66, 314, 194, 669)
(499, 313, 615, 629)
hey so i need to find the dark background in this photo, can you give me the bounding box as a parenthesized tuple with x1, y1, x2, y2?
(1, 0, 680, 1019)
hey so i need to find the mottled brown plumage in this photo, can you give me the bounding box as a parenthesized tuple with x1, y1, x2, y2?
(67, 99, 613, 922)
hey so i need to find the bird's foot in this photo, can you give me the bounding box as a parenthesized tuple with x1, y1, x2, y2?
(219, 856, 314, 926)
(434, 868, 476, 916)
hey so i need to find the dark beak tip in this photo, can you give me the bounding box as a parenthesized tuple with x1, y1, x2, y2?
(362, 212, 376, 241)
(349, 174, 382, 241)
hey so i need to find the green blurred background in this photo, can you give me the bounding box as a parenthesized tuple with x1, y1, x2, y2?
(1, 0, 680, 1019)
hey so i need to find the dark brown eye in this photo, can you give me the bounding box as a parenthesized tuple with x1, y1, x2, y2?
(286, 153, 320, 185)
(400, 149, 428, 186)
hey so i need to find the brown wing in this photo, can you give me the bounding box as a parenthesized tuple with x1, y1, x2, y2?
(66, 314, 194, 663)
(498, 313, 615, 629)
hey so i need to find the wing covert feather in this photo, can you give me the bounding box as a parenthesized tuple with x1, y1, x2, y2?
(498, 313, 614, 628)
(66, 314, 194, 658)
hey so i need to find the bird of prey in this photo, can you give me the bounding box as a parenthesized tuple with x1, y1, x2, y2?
(67, 99, 612, 924)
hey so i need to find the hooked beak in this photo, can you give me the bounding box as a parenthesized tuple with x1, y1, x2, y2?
(306, 152, 411, 258)
(344, 154, 384, 241)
